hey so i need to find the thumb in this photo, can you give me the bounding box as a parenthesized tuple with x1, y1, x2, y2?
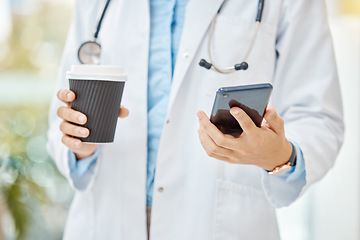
(119, 106, 129, 118)
(263, 105, 284, 134)
(230, 107, 256, 133)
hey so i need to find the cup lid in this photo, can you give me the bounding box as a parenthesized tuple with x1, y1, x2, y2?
(66, 65, 126, 81)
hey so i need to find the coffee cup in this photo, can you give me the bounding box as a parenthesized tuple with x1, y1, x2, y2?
(66, 65, 126, 143)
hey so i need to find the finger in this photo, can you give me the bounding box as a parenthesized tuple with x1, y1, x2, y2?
(57, 89, 76, 104)
(230, 107, 257, 134)
(60, 121, 90, 138)
(196, 110, 234, 148)
(263, 105, 284, 134)
(57, 106, 87, 125)
(198, 138, 236, 163)
(61, 134, 83, 150)
(197, 128, 234, 159)
(61, 134, 98, 160)
(261, 118, 271, 128)
(119, 106, 129, 118)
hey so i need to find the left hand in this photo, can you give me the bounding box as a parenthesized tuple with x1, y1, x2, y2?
(196, 105, 293, 171)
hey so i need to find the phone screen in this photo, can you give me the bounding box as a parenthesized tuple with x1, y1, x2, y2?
(210, 84, 272, 137)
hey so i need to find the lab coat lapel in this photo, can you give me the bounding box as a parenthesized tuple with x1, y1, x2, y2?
(168, 0, 224, 111)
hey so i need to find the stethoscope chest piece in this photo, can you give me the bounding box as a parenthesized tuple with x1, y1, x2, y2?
(78, 41, 102, 64)
(77, 0, 111, 64)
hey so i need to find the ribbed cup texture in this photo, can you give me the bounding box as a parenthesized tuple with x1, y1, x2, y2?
(69, 79, 125, 143)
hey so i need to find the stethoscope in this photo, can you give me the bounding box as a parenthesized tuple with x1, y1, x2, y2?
(78, 0, 111, 64)
(199, 0, 265, 73)
(78, 0, 265, 74)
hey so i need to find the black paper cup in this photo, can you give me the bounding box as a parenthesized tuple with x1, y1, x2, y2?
(66, 65, 126, 143)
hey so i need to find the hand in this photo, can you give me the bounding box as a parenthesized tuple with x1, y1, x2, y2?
(196, 105, 292, 171)
(56, 89, 129, 160)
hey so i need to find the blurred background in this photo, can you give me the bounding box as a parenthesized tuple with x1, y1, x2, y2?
(0, 0, 73, 239)
(0, 0, 359, 239)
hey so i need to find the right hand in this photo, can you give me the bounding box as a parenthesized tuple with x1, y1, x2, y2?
(56, 89, 129, 160)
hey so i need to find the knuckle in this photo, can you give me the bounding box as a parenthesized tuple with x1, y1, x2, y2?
(231, 156, 240, 164)
(71, 125, 78, 135)
(56, 107, 63, 118)
(57, 107, 70, 120)
(269, 113, 277, 121)
(74, 140, 82, 149)
(241, 122, 250, 130)
(70, 111, 79, 122)
(70, 138, 80, 149)
(231, 154, 240, 163)
(208, 145, 218, 154)
(199, 139, 206, 148)
(215, 135, 226, 146)
(59, 121, 66, 132)
(206, 150, 215, 158)
(61, 135, 67, 145)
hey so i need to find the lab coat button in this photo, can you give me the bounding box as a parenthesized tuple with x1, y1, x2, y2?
(158, 187, 164, 192)
(183, 52, 189, 59)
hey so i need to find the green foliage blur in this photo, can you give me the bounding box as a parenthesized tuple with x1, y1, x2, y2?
(0, 0, 74, 239)
(0, 1, 71, 73)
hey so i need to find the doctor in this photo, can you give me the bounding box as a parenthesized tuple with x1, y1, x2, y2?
(48, 0, 344, 239)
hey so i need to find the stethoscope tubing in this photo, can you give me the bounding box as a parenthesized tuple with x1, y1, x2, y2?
(78, 0, 265, 69)
(203, 0, 265, 74)
(93, 0, 112, 41)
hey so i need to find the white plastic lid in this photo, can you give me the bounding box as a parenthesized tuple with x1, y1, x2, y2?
(66, 65, 126, 82)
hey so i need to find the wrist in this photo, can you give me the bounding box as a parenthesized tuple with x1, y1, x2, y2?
(264, 140, 293, 171)
(267, 141, 296, 175)
(280, 140, 293, 166)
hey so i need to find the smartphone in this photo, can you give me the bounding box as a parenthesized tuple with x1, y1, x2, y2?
(210, 83, 273, 137)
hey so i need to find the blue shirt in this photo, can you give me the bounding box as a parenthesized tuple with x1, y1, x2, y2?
(68, 0, 306, 204)
(146, 0, 189, 206)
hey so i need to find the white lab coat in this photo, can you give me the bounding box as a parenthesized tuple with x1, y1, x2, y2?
(47, 0, 344, 239)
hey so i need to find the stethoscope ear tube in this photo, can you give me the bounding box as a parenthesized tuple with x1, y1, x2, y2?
(234, 62, 248, 71)
(199, 59, 212, 70)
(198, 59, 249, 72)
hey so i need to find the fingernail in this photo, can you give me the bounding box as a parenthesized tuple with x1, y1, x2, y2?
(231, 108, 240, 115)
(78, 115, 86, 123)
(67, 92, 72, 99)
(80, 129, 87, 136)
(197, 111, 204, 120)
